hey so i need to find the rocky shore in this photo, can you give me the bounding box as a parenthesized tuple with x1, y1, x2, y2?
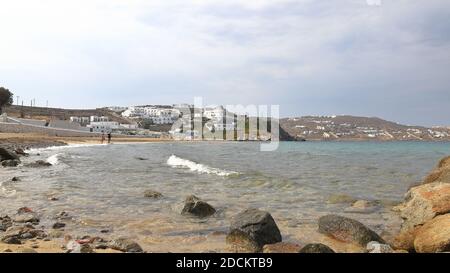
(1, 142, 449, 253)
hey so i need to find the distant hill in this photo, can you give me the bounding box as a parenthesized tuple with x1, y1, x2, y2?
(280, 115, 450, 141)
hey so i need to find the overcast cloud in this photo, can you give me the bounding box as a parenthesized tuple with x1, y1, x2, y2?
(0, 0, 449, 125)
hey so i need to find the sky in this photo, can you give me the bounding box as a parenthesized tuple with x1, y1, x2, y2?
(0, 0, 449, 126)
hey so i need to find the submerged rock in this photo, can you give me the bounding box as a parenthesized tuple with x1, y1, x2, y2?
(52, 222, 66, 229)
(109, 238, 143, 253)
(263, 242, 302, 253)
(414, 214, 450, 253)
(0, 147, 20, 161)
(327, 194, 357, 204)
(226, 209, 282, 253)
(1, 159, 20, 167)
(25, 160, 52, 168)
(299, 243, 335, 253)
(144, 190, 163, 199)
(181, 195, 216, 218)
(318, 215, 384, 247)
(345, 200, 380, 214)
(11, 177, 20, 182)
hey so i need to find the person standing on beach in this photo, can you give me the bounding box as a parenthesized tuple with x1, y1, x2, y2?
(101, 132, 106, 144)
(107, 132, 112, 144)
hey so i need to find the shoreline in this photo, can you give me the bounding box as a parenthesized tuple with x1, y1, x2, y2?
(1, 133, 449, 253)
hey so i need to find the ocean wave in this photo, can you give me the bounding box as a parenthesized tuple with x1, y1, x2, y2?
(167, 155, 239, 177)
(28, 143, 108, 153)
(46, 154, 61, 165)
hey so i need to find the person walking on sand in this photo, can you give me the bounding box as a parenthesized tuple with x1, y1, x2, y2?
(107, 132, 112, 144)
(101, 131, 106, 144)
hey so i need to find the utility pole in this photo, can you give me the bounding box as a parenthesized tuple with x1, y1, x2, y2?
(16, 96, 20, 106)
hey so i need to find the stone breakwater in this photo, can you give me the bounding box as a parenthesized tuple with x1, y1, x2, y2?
(1, 144, 449, 253)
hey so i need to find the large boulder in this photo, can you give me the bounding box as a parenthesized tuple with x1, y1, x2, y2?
(397, 182, 450, 231)
(226, 209, 282, 253)
(318, 215, 384, 247)
(299, 243, 335, 253)
(0, 147, 20, 161)
(413, 214, 450, 253)
(181, 195, 216, 218)
(423, 156, 450, 184)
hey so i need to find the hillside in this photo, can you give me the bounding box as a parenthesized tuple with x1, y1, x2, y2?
(280, 115, 450, 141)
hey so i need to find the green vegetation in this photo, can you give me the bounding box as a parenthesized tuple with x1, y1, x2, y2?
(0, 87, 13, 114)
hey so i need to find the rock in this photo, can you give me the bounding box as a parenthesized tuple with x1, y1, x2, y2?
(423, 156, 450, 184)
(25, 160, 52, 168)
(17, 207, 34, 214)
(226, 209, 282, 253)
(398, 182, 450, 231)
(14, 148, 28, 156)
(1, 235, 21, 244)
(327, 194, 357, 204)
(318, 215, 385, 247)
(367, 241, 394, 253)
(299, 243, 335, 253)
(144, 190, 163, 199)
(345, 200, 379, 214)
(109, 238, 143, 253)
(54, 211, 72, 221)
(393, 229, 417, 252)
(262, 242, 302, 253)
(13, 213, 40, 225)
(0, 147, 20, 161)
(2, 226, 46, 241)
(414, 214, 450, 253)
(181, 195, 216, 218)
(66, 240, 94, 253)
(3, 249, 12, 253)
(52, 222, 66, 229)
(11, 177, 20, 182)
(1, 159, 20, 167)
(48, 197, 59, 201)
(0, 215, 13, 231)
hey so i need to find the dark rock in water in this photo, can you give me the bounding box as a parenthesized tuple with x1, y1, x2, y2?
(226, 209, 282, 253)
(2, 226, 46, 241)
(14, 148, 28, 156)
(144, 190, 163, 199)
(1, 159, 20, 167)
(0, 216, 13, 231)
(0, 147, 20, 161)
(54, 211, 72, 221)
(25, 160, 52, 168)
(52, 222, 66, 229)
(109, 238, 143, 253)
(11, 177, 20, 182)
(318, 215, 385, 247)
(181, 195, 216, 218)
(135, 157, 148, 161)
(299, 243, 336, 253)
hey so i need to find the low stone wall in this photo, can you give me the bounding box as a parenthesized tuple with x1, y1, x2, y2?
(0, 122, 100, 137)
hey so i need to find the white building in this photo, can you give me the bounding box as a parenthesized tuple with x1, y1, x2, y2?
(107, 106, 127, 113)
(70, 116, 90, 124)
(90, 116, 109, 122)
(204, 106, 226, 121)
(87, 121, 119, 132)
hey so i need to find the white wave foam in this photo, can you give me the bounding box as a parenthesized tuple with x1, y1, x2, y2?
(46, 154, 60, 165)
(0, 181, 16, 197)
(167, 155, 238, 177)
(28, 143, 108, 153)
